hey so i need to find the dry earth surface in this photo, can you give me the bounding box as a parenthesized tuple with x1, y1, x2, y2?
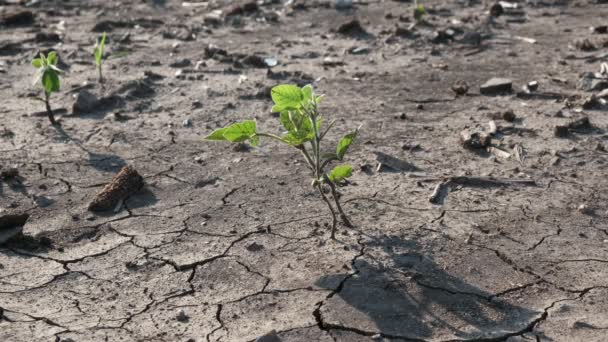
(1, 0, 608, 341)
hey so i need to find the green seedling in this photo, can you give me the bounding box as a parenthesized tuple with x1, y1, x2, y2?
(32, 51, 61, 125)
(93, 32, 106, 83)
(413, 1, 427, 24)
(206, 84, 360, 239)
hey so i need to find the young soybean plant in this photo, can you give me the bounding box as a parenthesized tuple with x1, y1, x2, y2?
(93, 32, 107, 83)
(413, 0, 427, 24)
(32, 51, 61, 125)
(206, 84, 359, 240)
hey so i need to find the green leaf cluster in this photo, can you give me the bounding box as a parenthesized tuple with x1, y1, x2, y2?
(205, 84, 358, 185)
(32, 51, 61, 94)
(94, 32, 106, 67)
(413, 4, 426, 22)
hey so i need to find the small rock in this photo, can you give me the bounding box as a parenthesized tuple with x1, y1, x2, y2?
(490, 3, 504, 17)
(169, 59, 192, 68)
(592, 25, 608, 34)
(240, 55, 266, 68)
(574, 38, 596, 51)
(35, 32, 61, 43)
(335, 0, 353, 10)
(263, 57, 278, 68)
(72, 90, 100, 114)
(524, 81, 538, 92)
(176, 310, 190, 323)
(451, 80, 469, 96)
(577, 204, 593, 215)
(480, 78, 512, 95)
(582, 94, 601, 110)
(182, 119, 192, 127)
(246, 242, 265, 252)
(554, 125, 569, 138)
(335, 18, 367, 36)
(0, 10, 34, 26)
(349, 46, 370, 55)
(502, 109, 516, 122)
(0, 213, 29, 245)
(578, 73, 608, 92)
(460, 129, 490, 149)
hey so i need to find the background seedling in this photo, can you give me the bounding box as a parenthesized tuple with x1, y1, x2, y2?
(413, 0, 427, 24)
(206, 84, 359, 239)
(93, 32, 106, 83)
(32, 51, 61, 125)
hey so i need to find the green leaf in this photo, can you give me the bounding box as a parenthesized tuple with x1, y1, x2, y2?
(301, 84, 313, 102)
(94, 32, 106, 65)
(414, 4, 426, 21)
(222, 120, 257, 143)
(205, 127, 228, 141)
(328, 165, 353, 183)
(47, 51, 58, 66)
(336, 128, 358, 161)
(41, 69, 60, 93)
(32, 58, 43, 68)
(271, 84, 303, 112)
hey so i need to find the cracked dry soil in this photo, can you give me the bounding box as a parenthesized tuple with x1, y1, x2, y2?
(2, 0, 608, 341)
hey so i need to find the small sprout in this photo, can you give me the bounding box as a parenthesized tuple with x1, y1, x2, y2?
(93, 32, 107, 83)
(205, 84, 360, 240)
(32, 51, 61, 125)
(413, 1, 427, 24)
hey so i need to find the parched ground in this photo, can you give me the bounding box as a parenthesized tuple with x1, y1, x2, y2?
(1, 0, 608, 341)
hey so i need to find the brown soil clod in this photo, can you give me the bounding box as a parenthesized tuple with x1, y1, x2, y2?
(0, 213, 29, 245)
(88, 165, 144, 212)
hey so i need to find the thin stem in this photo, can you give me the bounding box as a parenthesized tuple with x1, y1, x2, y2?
(44, 92, 56, 125)
(255, 132, 286, 144)
(98, 64, 103, 84)
(299, 146, 316, 171)
(316, 183, 338, 239)
(327, 180, 353, 228)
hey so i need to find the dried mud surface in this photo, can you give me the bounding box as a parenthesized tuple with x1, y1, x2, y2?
(1, 0, 608, 341)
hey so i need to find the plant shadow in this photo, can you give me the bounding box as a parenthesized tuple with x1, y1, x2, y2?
(315, 235, 539, 340)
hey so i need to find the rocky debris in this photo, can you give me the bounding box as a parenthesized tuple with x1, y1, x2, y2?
(431, 29, 455, 44)
(0, 167, 19, 180)
(460, 129, 491, 149)
(35, 32, 61, 43)
(176, 310, 190, 322)
(0, 213, 29, 245)
(72, 90, 100, 114)
(502, 109, 516, 122)
(523, 80, 538, 93)
(169, 59, 192, 68)
(480, 78, 512, 95)
(578, 72, 608, 92)
(591, 25, 608, 34)
(0, 10, 34, 26)
(452, 80, 469, 96)
(246, 242, 265, 252)
(555, 117, 593, 137)
(224, 1, 259, 17)
(574, 38, 597, 51)
(92, 18, 164, 32)
(582, 94, 603, 109)
(490, 3, 504, 17)
(88, 165, 144, 212)
(374, 152, 418, 172)
(335, 18, 367, 37)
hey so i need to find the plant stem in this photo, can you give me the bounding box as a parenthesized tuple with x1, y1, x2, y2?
(316, 183, 338, 239)
(328, 181, 353, 228)
(44, 92, 56, 125)
(98, 64, 103, 84)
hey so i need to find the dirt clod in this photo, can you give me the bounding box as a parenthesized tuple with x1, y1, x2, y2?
(88, 165, 144, 212)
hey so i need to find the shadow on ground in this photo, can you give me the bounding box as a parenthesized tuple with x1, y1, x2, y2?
(316, 235, 538, 340)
